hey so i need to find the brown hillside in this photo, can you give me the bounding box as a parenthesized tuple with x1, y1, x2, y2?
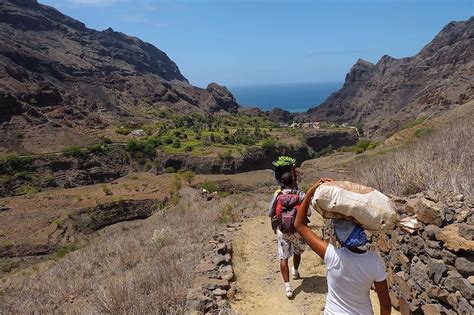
(0, 0, 239, 152)
(303, 17, 474, 138)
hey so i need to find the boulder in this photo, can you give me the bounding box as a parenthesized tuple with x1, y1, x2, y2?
(436, 224, 474, 253)
(440, 249, 457, 265)
(421, 303, 443, 315)
(428, 287, 449, 304)
(390, 250, 410, 268)
(193, 277, 230, 291)
(195, 260, 218, 273)
(454, 194, 465, 202)
(458, 297, 473, 315)
(428, 259, 447, 284)
(185, 289, 212, 313)
(413, 198, 445, 225)
(455, 208, 472, 223)
(220, 264, 234, 281)
(423, 225, 441, 240)
(455, 256, 474, 276)
(211, 253, 231, 266)
(444, 275, 473, 300)
(212, 288, 227, 297)
(410, 260, 431, 289)
(468, 275, 474, 285)
(394, 271, 415, 300)
(402, 235, 425, 256)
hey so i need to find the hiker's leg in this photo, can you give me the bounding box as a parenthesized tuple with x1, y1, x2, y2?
(293, 253, 301, 270)
(280, 259, 290, 282)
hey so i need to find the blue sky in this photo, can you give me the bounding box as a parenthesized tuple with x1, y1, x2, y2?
(40, 0, 473, 87)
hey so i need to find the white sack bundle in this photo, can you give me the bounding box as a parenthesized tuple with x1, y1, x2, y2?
(311, 181, 397, 231)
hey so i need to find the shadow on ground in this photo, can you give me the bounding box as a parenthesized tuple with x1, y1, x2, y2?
(293, 275, 328, 297)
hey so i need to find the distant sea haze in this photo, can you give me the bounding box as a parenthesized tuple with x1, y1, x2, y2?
(229, 82, 342, 113)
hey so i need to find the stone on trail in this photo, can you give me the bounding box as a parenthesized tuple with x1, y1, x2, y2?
(212, 288, 227, 297)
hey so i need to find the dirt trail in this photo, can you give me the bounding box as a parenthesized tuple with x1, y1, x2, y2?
(231, 215, 399, 315)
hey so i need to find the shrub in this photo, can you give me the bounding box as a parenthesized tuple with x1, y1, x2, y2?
(317, 145, 333, 157)
(87, 144, 103, 153)
(337, 146, 353, 152)
(260, 138, 276, 153)
(353, 139, 378, 154)
(55, 244, 78, 259)
(170, 175, 182, 205)
(180, 170, 195, 184)
(115, 126, 132, 135)
(156, 110, 169, 118)
(218, 204, 233, 224)
(402, 116, 427, 130)
(352, 119, 473, 196)
(126, 138, 159, 157)
(101, 184, 112, 196)
(4, 154, 32, 170)
(62, 146, 85, 157)
(162, 135, 173, 145)
(164, 166, 176, 173)
(171, 138, 181, 148)
(0, 175, 12, 185)
(218, 149, 233, 161)
(14, 171, 32, 181)
(14, 184, 40, 195)
(15, 132, 24, 139)
(414, 127, 433, 138)
(355, 123, 364, 136)
(101, 137, 112, 144)
(201, 180, 218, 192)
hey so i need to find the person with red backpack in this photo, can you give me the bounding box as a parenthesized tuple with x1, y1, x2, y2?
(268, 171, 310, 298)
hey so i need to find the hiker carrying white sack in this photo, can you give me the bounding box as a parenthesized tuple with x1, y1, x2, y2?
(295, 178, 391, 315)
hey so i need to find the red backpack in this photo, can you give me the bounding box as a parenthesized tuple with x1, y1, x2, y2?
(275, 191, 301, 234)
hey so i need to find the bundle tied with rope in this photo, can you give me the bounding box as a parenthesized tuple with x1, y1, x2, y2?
(310, 181, 420, 234)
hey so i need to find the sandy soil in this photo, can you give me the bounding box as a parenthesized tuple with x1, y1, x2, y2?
(231, 216, 400, 315)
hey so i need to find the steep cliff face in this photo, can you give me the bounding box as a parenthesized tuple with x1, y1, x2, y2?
(305, 18, 474, 138)
(0, 0, 239, 152)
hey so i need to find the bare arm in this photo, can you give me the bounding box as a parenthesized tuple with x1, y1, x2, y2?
(294, 178, 332, 260)
(374, 280, 391, 315)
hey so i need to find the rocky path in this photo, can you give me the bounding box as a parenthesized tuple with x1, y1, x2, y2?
(231, 215, 399, 315)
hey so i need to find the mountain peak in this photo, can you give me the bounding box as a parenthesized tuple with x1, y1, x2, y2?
(303, 18, 473, 138)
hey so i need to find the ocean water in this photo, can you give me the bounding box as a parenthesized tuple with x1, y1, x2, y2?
(229, 82, 342, 113)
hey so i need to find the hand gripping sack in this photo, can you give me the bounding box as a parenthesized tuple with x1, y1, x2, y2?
(311, 181, 397, 231)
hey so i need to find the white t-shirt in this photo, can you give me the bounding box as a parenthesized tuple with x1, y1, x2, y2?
(323, 244, 386, 315)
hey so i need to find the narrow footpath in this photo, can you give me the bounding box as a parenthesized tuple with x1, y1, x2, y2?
(231, 215, 400, 315)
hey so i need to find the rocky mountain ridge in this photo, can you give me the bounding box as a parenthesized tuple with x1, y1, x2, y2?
(304, 17, 474, 137)
(0, 0, 239, 153)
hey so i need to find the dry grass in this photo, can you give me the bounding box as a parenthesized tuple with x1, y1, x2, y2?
(0, 188, 242, 314)
(352, 120, 473, 196)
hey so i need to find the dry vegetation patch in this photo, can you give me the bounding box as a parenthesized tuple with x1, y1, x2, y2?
(0, 187, 251, 313)
(352, 119, 473, 196)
